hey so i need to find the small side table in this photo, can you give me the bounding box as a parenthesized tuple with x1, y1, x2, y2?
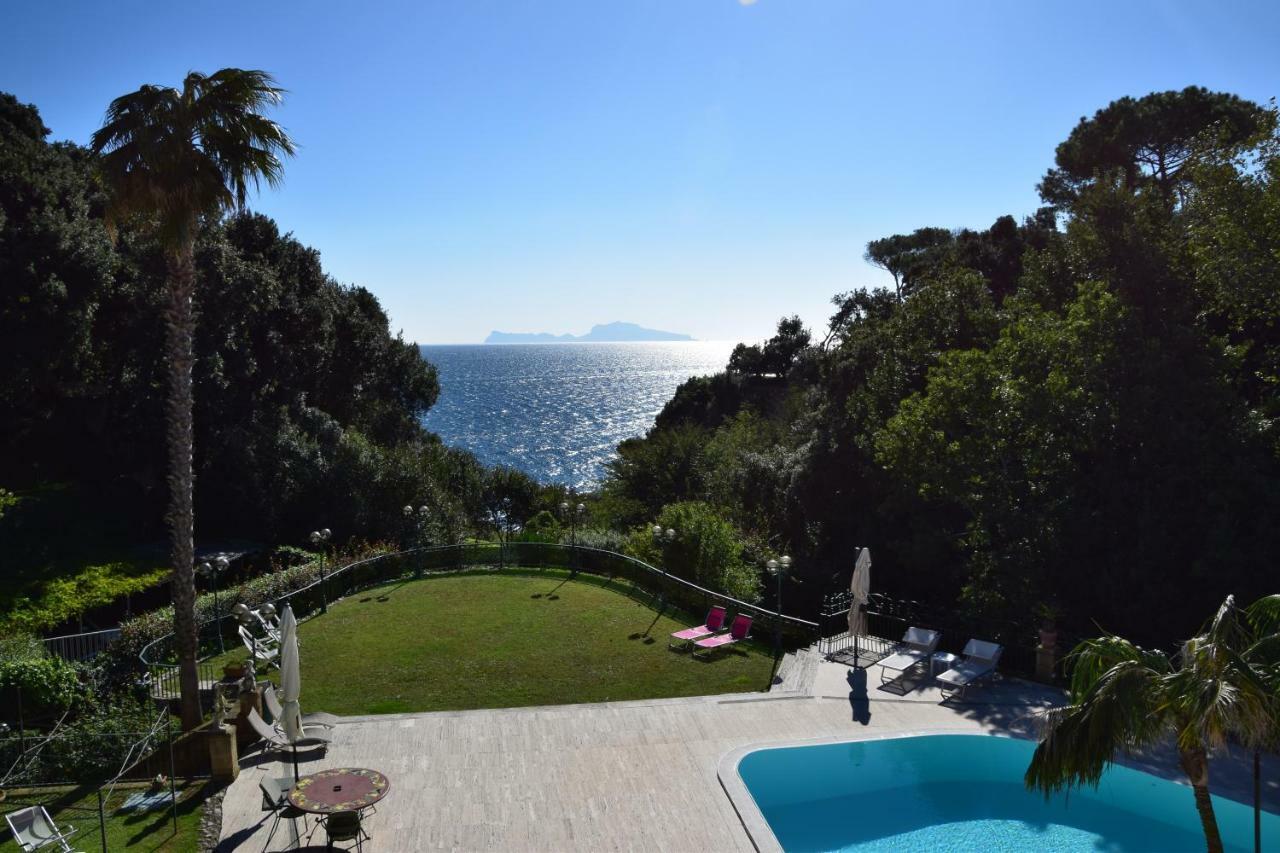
(931, 651, 957, 680)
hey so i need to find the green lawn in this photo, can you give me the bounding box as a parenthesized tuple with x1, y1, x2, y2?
(0, 781, 212, 853)
(216, 569, 776, 715)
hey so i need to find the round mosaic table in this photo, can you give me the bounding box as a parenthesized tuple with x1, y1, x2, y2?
(287, 767, 391, 815)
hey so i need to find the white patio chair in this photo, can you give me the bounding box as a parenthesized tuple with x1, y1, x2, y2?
(4, 805, 81, 852)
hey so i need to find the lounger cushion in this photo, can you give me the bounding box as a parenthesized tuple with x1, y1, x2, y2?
(878, 649, 929, 672)
(936, 660, 994, 688)
(694, 633, 739, 650)
(671, 626, 715, 642)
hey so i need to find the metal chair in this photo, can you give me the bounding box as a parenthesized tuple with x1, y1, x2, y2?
(259, 775, 310, 851)
(322, 809, 370, 852)
(4, 805, 80, 852)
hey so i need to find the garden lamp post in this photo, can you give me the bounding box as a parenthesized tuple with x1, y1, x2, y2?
(199, 556, 231, 653)
(310, 528, 332, 614)
(651, 524, 676, 606)
(560, 500, 586, 547)
(766, 555, 792, 655)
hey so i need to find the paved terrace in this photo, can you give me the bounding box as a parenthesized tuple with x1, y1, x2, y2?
(217, 651, 1279, 851)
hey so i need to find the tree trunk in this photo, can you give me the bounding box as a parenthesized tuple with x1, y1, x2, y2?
(165, 240, 201, 731)
(1255, 749, 1261, 853)
(1179, 745, 1224, 853)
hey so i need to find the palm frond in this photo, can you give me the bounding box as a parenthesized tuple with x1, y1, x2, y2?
(90, 68, 294, 249)
(1246, 594, 1280, 640)
(1026, 658, 1169, 796)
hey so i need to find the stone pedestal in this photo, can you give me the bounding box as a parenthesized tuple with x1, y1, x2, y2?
(1035, 643, 1057, 682)
(207, 723, 239, 782)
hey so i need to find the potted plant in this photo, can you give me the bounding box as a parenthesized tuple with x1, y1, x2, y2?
(1036, 602, 1060, 650)
(223, 659, 247, 681)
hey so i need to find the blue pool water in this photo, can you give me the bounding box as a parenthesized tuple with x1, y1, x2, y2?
(737, 734, 1279, 852)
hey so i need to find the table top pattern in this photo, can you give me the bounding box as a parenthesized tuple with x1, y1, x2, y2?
(287, 767, 390, 814)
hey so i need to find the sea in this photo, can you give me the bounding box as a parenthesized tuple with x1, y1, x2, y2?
(418, 341, 735, 490)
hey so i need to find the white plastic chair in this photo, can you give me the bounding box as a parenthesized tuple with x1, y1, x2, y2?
(4, 805, 81, 852)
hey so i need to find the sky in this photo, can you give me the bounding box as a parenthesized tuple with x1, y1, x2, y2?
(3, 1, 1278, 344)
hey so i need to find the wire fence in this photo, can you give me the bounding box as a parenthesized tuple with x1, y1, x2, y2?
(137, 543, 822, 712)
(0, 709, 182, 852)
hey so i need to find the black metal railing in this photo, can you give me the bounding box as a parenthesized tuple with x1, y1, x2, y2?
(138, 543, 821, 709)
(42, 628, 123, 662)
(817, 589, 1066, 682)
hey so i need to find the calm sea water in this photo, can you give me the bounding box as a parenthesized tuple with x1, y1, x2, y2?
(418, 342, 735, 489)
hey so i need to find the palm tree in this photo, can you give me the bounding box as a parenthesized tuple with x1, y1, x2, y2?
(1238, 596, 1280, 853)
(91, 69, 295, 729)
(1025, 598, 1275, 853)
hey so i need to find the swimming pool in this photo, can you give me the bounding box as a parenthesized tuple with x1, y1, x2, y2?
(733, 733, 1278, 852)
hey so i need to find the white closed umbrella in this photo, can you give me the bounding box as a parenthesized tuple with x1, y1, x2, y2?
(848, 547, 872, 637)
(279, 604, 303, 778)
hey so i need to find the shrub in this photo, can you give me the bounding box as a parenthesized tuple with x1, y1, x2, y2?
(518, 511, 561, 543)
(0, 655, 82, 722)
(109, 541, 392, 668)
(625, 502, 761, 602)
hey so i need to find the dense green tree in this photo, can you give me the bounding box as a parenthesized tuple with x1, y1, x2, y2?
(1039, 86, 1267, 208)
(600, 89, 1279, 649)
(863, 227, 954, 298)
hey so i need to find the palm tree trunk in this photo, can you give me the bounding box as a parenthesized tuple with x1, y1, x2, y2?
(164, 240, 201, 731)
(1255, 749, 1262, 853)
(1179, 745, 1224, 853)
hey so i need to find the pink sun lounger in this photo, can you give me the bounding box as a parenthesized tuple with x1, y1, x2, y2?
(669, 605, 728, 650)
(692, 614, 753, 658)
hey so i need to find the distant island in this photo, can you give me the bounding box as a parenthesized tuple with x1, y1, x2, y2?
(484, 321, 694, 344)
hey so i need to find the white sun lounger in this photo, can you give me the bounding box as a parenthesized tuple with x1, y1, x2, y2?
(246, 708, 332, 755)
(262, 683, 340, 729)
(936, 638, 1003, 699)
(877, 627, 941, 685)
(4, 805, 81, 852)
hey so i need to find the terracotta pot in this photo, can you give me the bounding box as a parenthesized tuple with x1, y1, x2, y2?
(1038, 628, 1058, 650)
(223, 662, 246, 680)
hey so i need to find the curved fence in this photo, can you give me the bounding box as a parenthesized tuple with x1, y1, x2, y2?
(139, 543, 820, 709)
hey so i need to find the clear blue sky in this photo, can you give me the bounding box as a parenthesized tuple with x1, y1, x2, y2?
(4, 1, 1277, 344)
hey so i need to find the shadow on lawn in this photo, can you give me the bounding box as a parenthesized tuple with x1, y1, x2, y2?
(530, 575, 574, 601)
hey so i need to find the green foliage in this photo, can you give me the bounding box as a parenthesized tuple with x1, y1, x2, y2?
(1039, 86, 1269, 207)
(519, 510, 562, 543)
(0, 655, 82, 721)
(596, 89, 1279, 648)
(625, 502, 760, 602)
(0, 92, 443, 548)
(109, 541, 389, 667)
(1025, 594, 1280, 852)
(22, 694, 166, 783)
(863, 226, 955, 298)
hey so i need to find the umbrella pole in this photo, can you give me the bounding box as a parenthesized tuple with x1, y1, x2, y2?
(292, 743, 299, 782)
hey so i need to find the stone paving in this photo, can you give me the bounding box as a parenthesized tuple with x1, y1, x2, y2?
(216, 651, 1278, 852)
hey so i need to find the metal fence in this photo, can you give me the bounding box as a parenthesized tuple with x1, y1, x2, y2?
(41, 628, 123, 663)
(137, 543, 822, 711)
